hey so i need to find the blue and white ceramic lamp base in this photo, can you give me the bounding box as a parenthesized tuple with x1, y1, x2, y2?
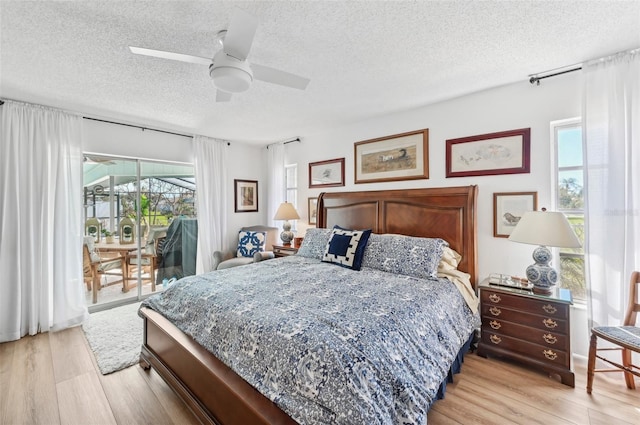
(525, 245, 558, 294)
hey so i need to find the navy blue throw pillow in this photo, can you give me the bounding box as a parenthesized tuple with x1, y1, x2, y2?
(322, 226, 372, 270)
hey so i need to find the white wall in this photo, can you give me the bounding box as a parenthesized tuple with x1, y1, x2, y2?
(286, 73, 590, 356)
(287, 72, 581, 282)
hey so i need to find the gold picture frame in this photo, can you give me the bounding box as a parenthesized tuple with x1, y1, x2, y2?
(354, 129, 429, 184)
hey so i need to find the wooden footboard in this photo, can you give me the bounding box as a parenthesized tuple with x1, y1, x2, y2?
(139, 307, 297, 425)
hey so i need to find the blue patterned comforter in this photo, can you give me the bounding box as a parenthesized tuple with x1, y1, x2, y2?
(142, 255, 479, 424)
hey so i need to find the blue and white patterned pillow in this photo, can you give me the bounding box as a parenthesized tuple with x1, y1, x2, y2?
(237, 231, 266, 258)
(322, 226, 372, 270)
(362, 233, 448, 279)
(296, 228, 333, 259)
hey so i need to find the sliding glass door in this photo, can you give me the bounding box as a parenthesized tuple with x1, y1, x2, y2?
(83, 155, 195, 311)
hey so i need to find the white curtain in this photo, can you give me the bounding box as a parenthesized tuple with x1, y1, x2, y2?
(0, 101, 87, 342)
(266, 142, 285, 228)
(194, 135, 228, 274)
(583, 49, 640, 328)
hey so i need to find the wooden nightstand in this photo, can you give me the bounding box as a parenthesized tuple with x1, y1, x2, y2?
(272, 245, 298, 258)
(477, 278, 575, 387)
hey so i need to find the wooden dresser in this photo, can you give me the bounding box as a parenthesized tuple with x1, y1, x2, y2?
(477, 279, 574, 387)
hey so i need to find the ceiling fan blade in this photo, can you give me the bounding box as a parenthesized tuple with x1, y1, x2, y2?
(216, 90, 232, 102)
(250, 63, 310, 90)
(129, 46, 211, 66)
(223, 9, 258, 61)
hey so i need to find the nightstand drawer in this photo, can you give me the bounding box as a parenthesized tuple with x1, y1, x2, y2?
(481, 331, 570, 367)
(477, 279, 574, 387)
(481, 290, 569, 319)
(481, 304, 569, 334)
(481, 317, 568, 348)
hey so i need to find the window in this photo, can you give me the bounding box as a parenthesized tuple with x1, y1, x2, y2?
(285, 164, 298, 229)
(285, 164, 298, 207)
(552, 119, 585, 300)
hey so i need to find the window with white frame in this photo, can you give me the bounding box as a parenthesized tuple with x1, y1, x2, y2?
(285, 164, 298, 230)
(552, 118, 586, 300)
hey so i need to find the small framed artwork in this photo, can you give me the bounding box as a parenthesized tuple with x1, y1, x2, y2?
(234, 179, 258, 213)
(493, 192, 538, 238)
(309, 158, 345, 188)
(354, 129, 429, 184)
(446, 128, 531, 178)
(308, 197, 318, 225)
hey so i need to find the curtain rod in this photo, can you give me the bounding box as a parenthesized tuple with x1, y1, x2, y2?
(83, 116, 192, 139)
(266, 137, 301, 149)
(529, 67, 582, 86)
(529, 46, 640, 86)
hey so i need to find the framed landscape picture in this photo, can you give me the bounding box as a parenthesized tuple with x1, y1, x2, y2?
(354, 129, 429, 184)
(446, 128, 531, 178)
(234, 179, 258, 212)
(309, 158, 345, 188)
(493, 191, 537, 237)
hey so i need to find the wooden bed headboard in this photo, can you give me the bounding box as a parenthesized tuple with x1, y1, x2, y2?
(317, 185, 478, 286)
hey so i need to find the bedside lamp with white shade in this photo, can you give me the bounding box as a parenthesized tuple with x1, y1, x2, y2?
(508, 208, 581, 294)
(273, 202, 300, 246)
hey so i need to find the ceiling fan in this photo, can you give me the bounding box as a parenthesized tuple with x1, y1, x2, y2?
(129, 9, 310, 102)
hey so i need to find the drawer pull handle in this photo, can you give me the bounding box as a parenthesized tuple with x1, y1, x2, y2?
(543, 333, 558, 344)
(489, 294, 501, 303)
(542, 304, 557, 314)
(490, 334, 502, 344)
(543, 318, 558, 329)
(489, 306, 502, 316)
(543, 349, 558, 361)
(489, 320, 502, 330)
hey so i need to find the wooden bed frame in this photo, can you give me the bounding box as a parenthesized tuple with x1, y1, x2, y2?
(139, 185, 478, 425)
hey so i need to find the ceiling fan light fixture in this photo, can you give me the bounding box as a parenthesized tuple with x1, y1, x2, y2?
(210, 66, 253, 93)
(209, 50, 253, 93)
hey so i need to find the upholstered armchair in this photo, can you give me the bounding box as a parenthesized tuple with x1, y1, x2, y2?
(213, 225, 278, 270)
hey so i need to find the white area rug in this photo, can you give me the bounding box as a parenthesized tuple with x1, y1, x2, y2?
(82, 302, 143, 375)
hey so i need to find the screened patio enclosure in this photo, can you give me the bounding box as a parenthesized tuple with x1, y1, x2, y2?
(83, 155, 196, 308)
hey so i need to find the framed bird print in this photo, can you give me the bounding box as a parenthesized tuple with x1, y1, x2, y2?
(309, 158, 345, 188)
(493, 192, 538, 238)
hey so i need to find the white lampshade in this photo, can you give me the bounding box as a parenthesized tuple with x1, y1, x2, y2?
(273, 202, 300, 221)
(508, 210, 581, 248)
(509, 209, 581, 294)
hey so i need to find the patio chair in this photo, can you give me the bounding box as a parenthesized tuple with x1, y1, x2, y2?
(124, 227, 167, 291)
(83, 237, 126, 304)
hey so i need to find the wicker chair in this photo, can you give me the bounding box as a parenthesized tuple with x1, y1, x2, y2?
(587, 271, 640, 393)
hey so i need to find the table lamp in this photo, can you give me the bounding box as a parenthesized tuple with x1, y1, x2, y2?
(273, 202, 300, 246)
(508, 208, 581, 294)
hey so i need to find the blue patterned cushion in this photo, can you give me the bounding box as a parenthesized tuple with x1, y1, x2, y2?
(296, 228, 333, 259)
(594, 326, 640, 350)
(237, 231, 266, 258)
(362, 233, 448, 279)
(322, 226, 372, 270)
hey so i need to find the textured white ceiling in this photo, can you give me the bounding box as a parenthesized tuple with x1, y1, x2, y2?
(1, 1, 639, 145)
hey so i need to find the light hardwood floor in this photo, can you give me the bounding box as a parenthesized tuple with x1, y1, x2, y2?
(1, 326, 638, 424)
